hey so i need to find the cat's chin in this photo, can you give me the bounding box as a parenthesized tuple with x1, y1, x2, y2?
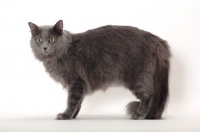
(43, 51, 52, 55)
(42, 52, 52, 57)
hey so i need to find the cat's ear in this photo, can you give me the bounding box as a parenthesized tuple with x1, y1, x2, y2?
(52, 20, 63, 35)
(28, 22, 39, 36)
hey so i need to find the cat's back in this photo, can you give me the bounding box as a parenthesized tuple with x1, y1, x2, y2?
(86, 25, 142, 34)
(72, 25, 160, 49)
(71, 25, 161, 59)
(80, 25, 146, 41)
(72, 26, 136, 52)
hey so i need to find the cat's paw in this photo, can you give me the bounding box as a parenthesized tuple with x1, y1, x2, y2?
(55, 113, 69, 120)
(131, 113, 139, 120)
(131, 113, 146, 120)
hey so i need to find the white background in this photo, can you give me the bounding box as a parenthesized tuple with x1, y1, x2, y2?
(0, 0, 200, 131)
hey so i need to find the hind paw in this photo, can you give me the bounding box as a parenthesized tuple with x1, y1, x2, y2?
(131, 113, 146, 120)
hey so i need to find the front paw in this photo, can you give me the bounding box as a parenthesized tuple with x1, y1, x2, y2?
(56, 113, 69, 120)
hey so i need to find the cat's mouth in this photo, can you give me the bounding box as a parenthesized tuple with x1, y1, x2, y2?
(43, 51, 50, 55)
(42, 50, 55, 56)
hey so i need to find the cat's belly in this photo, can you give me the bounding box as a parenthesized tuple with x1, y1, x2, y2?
(101, 79, 124, 90)
(86, 78, 124, 94)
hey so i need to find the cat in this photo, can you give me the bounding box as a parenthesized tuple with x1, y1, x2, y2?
(28, 20, 171, 120)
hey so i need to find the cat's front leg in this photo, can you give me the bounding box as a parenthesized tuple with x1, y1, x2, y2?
(56, 82, 85, 120)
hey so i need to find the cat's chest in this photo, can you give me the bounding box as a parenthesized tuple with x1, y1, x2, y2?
(43, 58, 67, 85)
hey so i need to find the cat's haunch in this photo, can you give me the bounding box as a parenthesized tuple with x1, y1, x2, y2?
(28, 20, 170, 120)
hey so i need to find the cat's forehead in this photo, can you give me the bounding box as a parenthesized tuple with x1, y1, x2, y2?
(39, 25, 53, 38)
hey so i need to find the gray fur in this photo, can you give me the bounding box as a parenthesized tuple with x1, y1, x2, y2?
(28, 20, 171, 120)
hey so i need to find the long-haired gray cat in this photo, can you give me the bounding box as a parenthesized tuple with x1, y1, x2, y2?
(28, 20, 170, 120)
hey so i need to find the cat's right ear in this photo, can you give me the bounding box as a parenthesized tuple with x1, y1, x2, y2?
(28, 22, 39, 36)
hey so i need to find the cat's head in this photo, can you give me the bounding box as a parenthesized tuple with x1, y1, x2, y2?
(28, 20, 71, 60)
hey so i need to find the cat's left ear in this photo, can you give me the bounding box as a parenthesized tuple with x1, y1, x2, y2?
(53, 20, 63, 35)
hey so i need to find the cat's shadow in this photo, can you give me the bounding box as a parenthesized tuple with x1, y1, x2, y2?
(17, 115, 169, 121)
(75, 115, 129, 120)
(75, 115, 169, 120)
(168, 54, 185, 113)
(17, 115, 127, 121)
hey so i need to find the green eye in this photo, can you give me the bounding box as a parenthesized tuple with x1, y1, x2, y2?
(36, 38, 42, 43)
(49, 37, 54, 42)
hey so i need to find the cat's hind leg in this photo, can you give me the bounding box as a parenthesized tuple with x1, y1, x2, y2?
(125, 71, 154, 120)
(126, 91, 153, 119)
(126, 101, 140, 119)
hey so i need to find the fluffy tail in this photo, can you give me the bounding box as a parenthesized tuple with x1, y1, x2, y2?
(146, 61, 169, 119)
(126, 40, 170, 119)
(146, 40, 170, 119)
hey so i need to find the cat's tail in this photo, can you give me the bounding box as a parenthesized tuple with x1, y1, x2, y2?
(126, 39, 170, 119)
(126, 66, 169, 119)
(146, 40, 171, 119)
(146, 61, 169, 119)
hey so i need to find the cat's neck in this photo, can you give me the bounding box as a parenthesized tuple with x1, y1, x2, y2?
(42, 53, 68, 86)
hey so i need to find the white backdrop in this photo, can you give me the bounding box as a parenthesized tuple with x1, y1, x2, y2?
(0, 0, 200, 118)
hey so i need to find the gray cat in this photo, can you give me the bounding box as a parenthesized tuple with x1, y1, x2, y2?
(28, 20, 171, 120)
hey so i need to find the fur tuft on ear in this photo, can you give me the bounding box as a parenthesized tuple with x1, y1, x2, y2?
(28, 22, 39, 36)
(53, 20, 63, 35)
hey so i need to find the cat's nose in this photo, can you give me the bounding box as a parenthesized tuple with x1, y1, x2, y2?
(43, 47, 47, 51)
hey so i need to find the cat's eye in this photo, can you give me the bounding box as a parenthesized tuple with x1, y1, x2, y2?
(49, 37, 55, 42)
(36, 38, 43, 43)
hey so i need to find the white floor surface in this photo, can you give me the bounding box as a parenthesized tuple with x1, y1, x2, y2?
(1, 114, 200, 132)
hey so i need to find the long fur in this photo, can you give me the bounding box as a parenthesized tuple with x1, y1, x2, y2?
(28, 21, 171, 120)
(126, 38, 170, 119)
